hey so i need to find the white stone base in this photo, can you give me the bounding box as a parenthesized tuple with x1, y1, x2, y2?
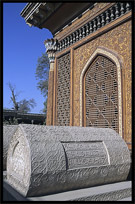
(28, 181, 132, 201)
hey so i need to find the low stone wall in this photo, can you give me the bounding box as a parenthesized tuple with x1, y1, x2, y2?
(7, 124, 131, 197)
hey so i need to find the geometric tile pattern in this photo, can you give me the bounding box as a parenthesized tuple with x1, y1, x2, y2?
(57, 53, 70, 126)
(85, 55, 118, 132)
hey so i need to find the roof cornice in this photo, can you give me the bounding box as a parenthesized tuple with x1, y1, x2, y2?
(20, 3, 94, 35)
(20, 3, 62, 29)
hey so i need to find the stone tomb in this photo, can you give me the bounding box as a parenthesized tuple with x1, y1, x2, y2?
(7, 124, 131, 197)
(3, 125, 18, 170)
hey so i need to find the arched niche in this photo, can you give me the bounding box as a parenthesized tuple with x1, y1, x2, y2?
(80, 47, 122, 137)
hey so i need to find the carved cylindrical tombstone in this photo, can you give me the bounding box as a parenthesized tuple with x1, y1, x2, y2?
(7, 124, 131, 197)
(3, 125, 18, 170)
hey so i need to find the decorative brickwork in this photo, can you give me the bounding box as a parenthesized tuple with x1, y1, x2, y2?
(85, 55, 118, 132)
(73, 20, 131, 145)
(56, 53, 71, 125)
(43, 3, 132, 148)
(80, 47, 122, 136)
(56, 3, 131, 52)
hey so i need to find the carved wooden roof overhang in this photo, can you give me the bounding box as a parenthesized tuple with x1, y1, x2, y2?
(20, 2, 93, 35)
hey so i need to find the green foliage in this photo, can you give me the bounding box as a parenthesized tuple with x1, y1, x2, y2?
(35, 53, 49, 114)
(18, 99, 36, 113)
(35, 53, 49, 98)
(42, 99, 47, 114)
(3, 119, 10, 125)
(12, 117, 18, 125)
(3, 117, 18, 125)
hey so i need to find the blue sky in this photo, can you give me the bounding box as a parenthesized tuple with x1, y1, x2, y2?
(3, 3, 53, 113)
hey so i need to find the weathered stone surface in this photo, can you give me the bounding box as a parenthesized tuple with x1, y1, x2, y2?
(28, 181, 131, 201)
(3, 125, 18, 170)
(3, 171, 7, 180)
(7, 124, 131, 197)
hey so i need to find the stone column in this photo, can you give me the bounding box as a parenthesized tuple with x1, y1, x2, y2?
(44, 39, 57, 125)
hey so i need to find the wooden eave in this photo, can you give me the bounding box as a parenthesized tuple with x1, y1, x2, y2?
(20, 2, 93, 35)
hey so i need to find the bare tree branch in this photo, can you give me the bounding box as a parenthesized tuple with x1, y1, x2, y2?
(7, 82, 36, 113)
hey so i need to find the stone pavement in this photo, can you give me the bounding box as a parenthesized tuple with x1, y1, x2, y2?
(28, 181, 132, 201)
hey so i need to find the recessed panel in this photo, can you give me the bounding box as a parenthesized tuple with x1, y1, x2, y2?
(62, 142, 109, 170)
(85, 55, 119, 132)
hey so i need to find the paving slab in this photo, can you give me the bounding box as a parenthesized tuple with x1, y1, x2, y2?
(28, 181, 131, 201)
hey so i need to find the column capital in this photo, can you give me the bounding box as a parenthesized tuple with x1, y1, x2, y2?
(44, 38, 58, 63)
